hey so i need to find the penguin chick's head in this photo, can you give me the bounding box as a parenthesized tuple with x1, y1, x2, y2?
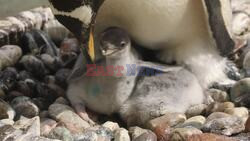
(100, 27, 131, 57)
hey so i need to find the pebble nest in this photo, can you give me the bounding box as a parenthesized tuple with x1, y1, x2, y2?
(1, 0, 250, 141)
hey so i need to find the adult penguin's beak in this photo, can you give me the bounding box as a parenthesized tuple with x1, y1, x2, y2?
(48, 0, 104, 63)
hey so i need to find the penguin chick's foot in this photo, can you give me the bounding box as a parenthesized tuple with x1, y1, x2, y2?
(72, 103, 96, 125)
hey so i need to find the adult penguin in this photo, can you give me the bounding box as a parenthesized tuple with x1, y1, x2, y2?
(48, 0, 235, 88)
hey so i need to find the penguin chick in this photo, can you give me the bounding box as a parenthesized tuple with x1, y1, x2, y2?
(66, 27, 139, 123)
(98, 27, 204, 126)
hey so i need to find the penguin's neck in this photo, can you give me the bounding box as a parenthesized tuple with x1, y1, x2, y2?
(104, 48, 137, 75)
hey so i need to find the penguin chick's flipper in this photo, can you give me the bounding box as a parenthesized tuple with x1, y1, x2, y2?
(204, 0, 235, 56)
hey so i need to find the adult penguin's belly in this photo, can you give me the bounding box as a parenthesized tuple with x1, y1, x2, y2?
(95, 0, 209, 49)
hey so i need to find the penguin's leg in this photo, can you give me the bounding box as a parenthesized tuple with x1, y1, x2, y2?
(67, 85, 96, 125)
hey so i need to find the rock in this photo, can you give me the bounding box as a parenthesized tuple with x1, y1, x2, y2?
(153, 124, 171, 141)
(14, 116, 40, 136)
(55, 69, 71, 88)
(178, 116, 206, 129)
(32, 97, 51, 111)
(44, 75, 56, 84)
(0, 45, 22, 70)
(0, 67, 18, 92)
(146, 113, 186, 130)
(185, 104, 207, 118)
(243, 51, 250, 69)
(129, 126, 148, 140)
(11, 96, 39, 119)
(19, 55, 48, 78)
(114, 128, 130, 141)
(244, 117, 250, 132)
(187, 133, 236, 141)
(73, 130, 98, 141)
(134, 131, 157, 141)
(6, 91, 24, 101)
(43, 19, 70, 45)
(39, 111, 49, 119)
(18, 71, 34, 81)
(47, 127, 73, 141)
(0, 88, 5, 99)
(206, 89, 229, 102)
(40, 119, 57, 136)
(36, 83, 65, 103)
(233, 132, 250, 141)
(15, 81, 33, 97)
(102, 121, 120, 132)
(170, 127, 202, 141)
(20, 30, 59, 56)
(225, 61, 241, 81)
(40, 54, 62, 72)
(212, 81, 235, 93)
(224, 107, 249, 122)
(206, 102, 235, 115)
(60, 38, 80, 55)
(95, 126, 114, 140)
(0, 119, 14, 126)
(0, 99, 15, 120)
(230, 78, 250, 107)
(54, 97, 69, 105)
(0, 125, 23, 141)
(48, 103, 90, 133)
(202, 112, 245, 136)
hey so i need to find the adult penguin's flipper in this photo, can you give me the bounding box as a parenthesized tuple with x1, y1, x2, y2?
(203, 0, 235, 56)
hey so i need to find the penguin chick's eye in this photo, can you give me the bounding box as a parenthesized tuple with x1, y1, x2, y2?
(120, 41, 127, 47)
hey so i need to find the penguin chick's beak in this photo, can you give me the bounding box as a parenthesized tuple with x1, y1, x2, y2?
(88, 27, 95, 61)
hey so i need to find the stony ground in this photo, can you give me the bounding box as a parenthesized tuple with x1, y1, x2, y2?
(0, 1, 250, 141)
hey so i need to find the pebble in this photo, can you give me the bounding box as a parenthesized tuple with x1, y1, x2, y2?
(170, 127, 202, 141)
(152, 124, 171, 141)
(47, 126, 74, 141)
(225, 61, 241, 81)
(224, 107, 249, 122)
(40, 118, 57, 136)
(134, 131, 157, 141)
(185, 104, 207, 118)
(60, 38, 80, 55)
(54, 97, 69, 105)
(102, 121, 120, 132)
(206, 102, 235, 115)
(48, 103, 90, 133)
(206, 89, 229, 102)
(202, 112, 245, 136)
(0, 67, 18, 92)
(19, 55, 48, 78)
(73, 130, 98, 141)
(0, 45, 22, 70)
(178, 116, 206, 129)
(43, 19, 70, 45)
(129, 126, 149, 140)
(230, 78, 250, 107)
(0, 99, 15, 120)
(40, 54, 62, 72)
(55, 68, 71, 88)
(146, 113, 186, 130)
(114, 128, 130, 141)
(15, 81, 33, 97)
(187, 133, 236, 141)
(11, 96, 39, 119)
(243, 51, 250, 69)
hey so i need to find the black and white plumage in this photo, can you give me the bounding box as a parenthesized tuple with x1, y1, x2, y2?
(48, 0, 235, 88)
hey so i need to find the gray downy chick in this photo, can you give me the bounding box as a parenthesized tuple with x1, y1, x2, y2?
(98, 27, 204, 126)
(66, 27, 139, 124)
